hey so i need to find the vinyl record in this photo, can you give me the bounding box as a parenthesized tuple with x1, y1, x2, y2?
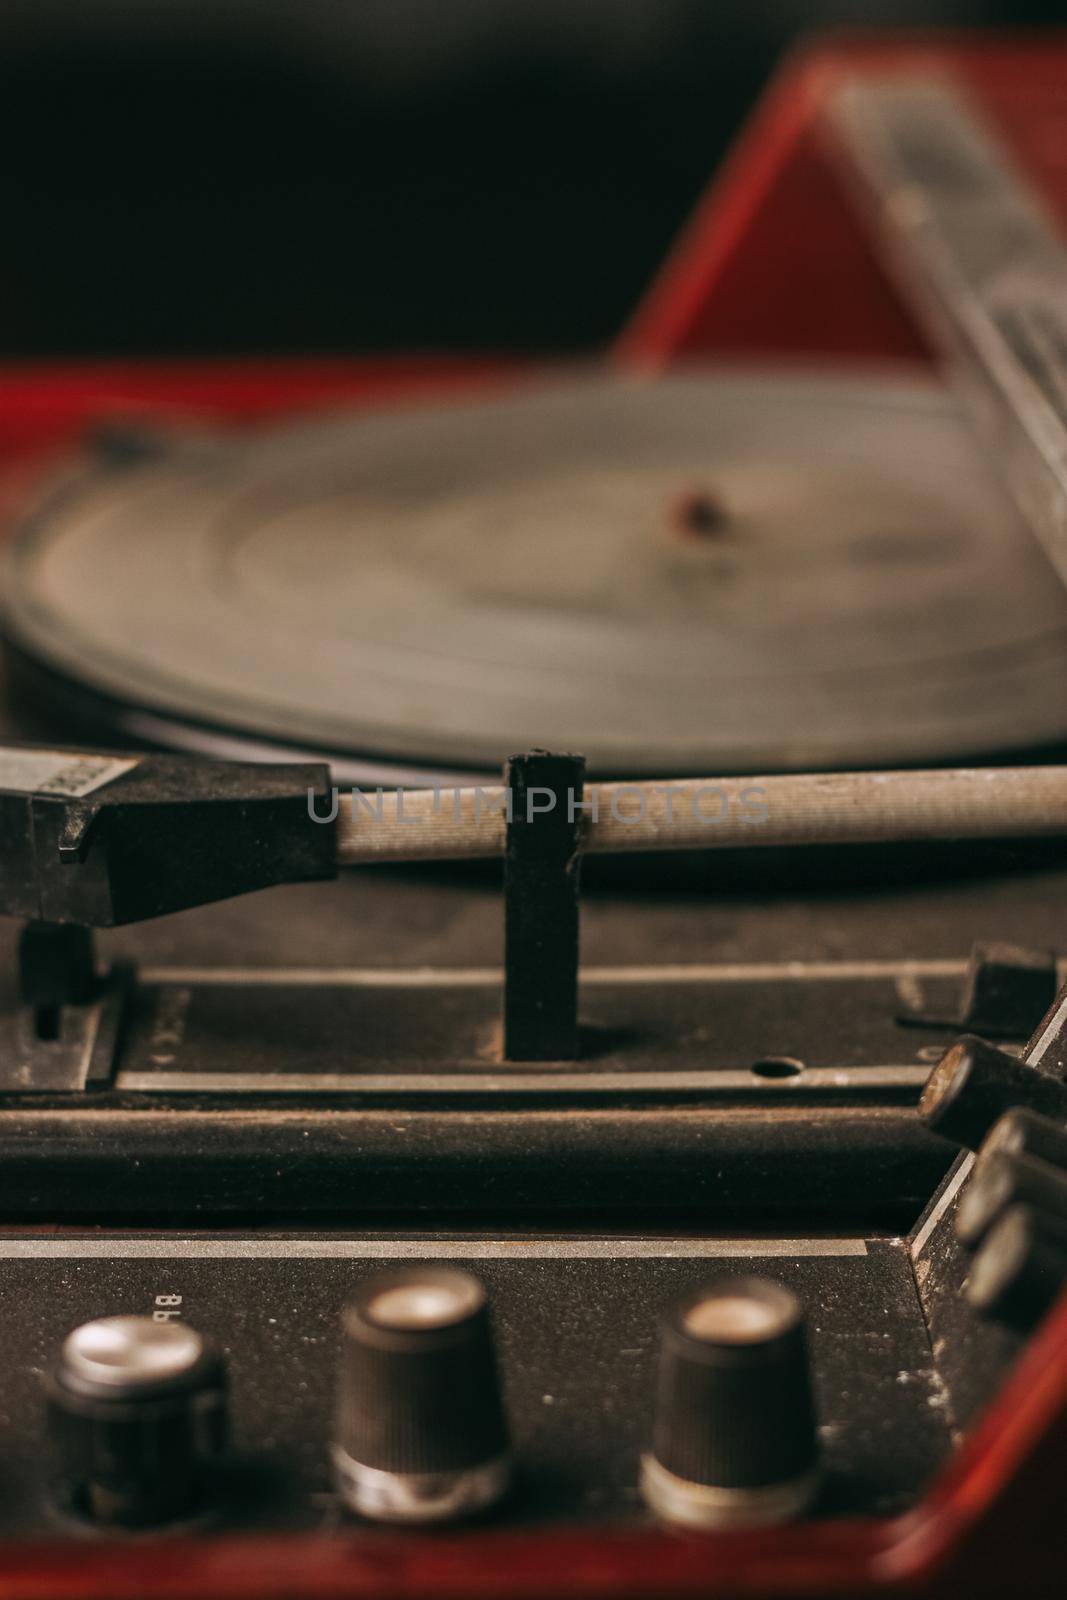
(5, 368, 1067, 779)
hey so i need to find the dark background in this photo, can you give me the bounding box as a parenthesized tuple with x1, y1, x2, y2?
(0, 1, 1061, 358)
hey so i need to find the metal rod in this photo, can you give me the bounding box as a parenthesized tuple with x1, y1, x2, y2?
(335, 767, 1067, 865)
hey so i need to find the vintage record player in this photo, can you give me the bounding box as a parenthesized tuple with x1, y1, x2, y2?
(3, 30, 1067, 1600)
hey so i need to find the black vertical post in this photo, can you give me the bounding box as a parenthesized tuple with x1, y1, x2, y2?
(17, 920, 96, 1046)
(503, 750, 585, 1062)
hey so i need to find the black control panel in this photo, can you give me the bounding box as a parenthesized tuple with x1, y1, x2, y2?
(0, 1232, 959, 1536)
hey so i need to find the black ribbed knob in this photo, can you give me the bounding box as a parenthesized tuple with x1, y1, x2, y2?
(641, 1277, 819, 1530)
(332, 1267, 510, 1523)
(46, 1316, 226, 1526)
(919, 1035, 1067, 1150)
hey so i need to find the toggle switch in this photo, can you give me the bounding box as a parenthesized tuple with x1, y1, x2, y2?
(957, 1150, 1067, 1246)
(975, 1108, 1067, 1179)
(918, 1035, 1067, 1150)
(967, 1205, 1067, 1327)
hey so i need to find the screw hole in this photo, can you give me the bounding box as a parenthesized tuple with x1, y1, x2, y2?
(34, 1005, 60, 1042)
(750, 1055, 805, 1079)
(668, 488, 727, 539)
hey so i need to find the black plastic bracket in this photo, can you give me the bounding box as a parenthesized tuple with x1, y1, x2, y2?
(503, 750, 585, 1062)
(898, 940, 1057, 1039)
(1, 921, 130, 1092)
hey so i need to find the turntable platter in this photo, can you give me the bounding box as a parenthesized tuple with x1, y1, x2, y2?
(5, 368, 1067, 776)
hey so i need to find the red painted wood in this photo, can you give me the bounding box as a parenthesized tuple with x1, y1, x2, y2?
(617, 31, 1067, 370)
(614, 50, 927, 368)
(0, 355, 524, 461)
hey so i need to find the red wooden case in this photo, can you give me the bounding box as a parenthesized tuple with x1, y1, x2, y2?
(2, 32, 1067, 1600)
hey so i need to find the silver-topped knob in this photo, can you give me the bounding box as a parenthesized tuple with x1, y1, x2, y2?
(61, 1317, 205, 1389)
(47, 1315, 227, 1526)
